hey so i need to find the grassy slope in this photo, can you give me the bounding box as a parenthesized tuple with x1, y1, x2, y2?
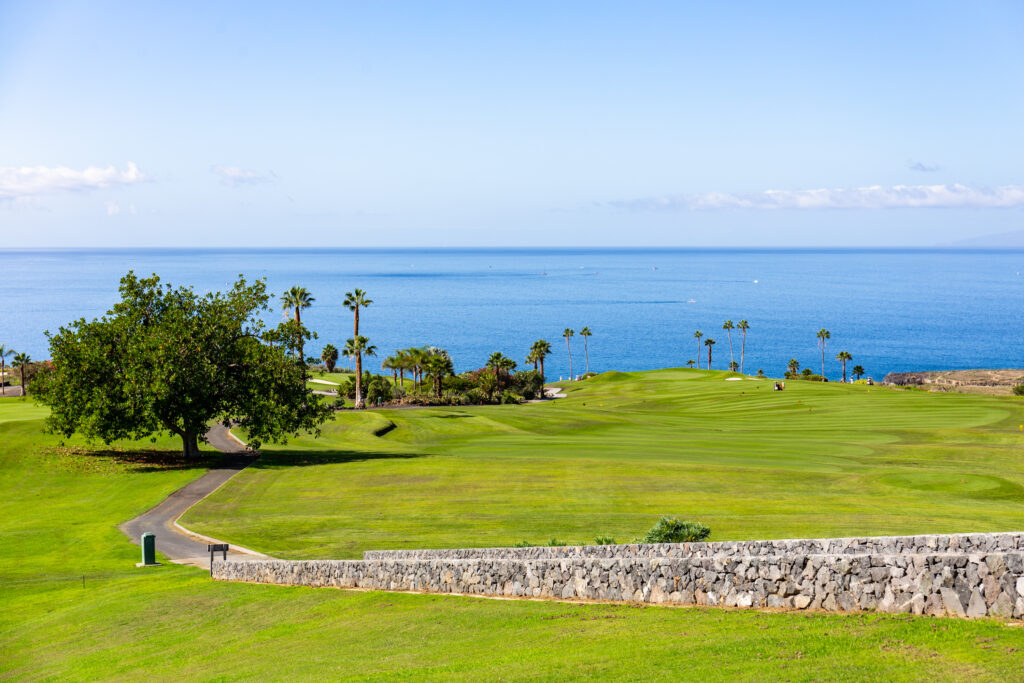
(3, 394, 1024, 679)
(186, 369, 1024, 559)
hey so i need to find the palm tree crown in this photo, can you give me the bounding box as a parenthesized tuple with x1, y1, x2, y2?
(836, 351, 853, 382)
(321, 344, 339, 372)
(12, 352, 30, 395)
(280, 286, 314, 359)
(531, 339, 552, 380)
(343, 288, 373, 337)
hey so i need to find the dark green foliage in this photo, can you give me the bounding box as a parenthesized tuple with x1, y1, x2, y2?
(512, 540, 535, 547)
(512, 370, 543, 399)
(546, 538, 567, 546)
(593, 536, 616, 545)
(365, 376, 393, 405)
(500, 390, 522, 404)
(1013, 384, 1024, 396)
(641, 517, 711, 544)
(34, 272, 331, 456)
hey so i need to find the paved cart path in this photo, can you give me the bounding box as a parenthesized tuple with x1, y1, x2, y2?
(119, 423, 271, 568)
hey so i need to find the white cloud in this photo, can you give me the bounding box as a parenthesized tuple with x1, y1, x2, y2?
(211, 165, 272, 187)
(105, 201, 120, 216)
(611, 183, 1024, 211)
(0, 162, 147, 200)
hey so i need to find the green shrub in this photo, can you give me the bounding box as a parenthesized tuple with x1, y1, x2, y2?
(593, 536, 617, 545)
(500, 389, 522, 404)
(513, 540, 535, 547)
(641, 517, 711, 544)
(546, 538, 567, 546)
(1013, 384, 1024, 396)
(365, 377, 393, 405)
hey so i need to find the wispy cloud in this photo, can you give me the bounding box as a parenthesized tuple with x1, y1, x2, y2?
(0, 162, 146, 200)
(909, 161, 940, 172)
(211, 165, 273, 187)
(610, 183, 1024, 211)
(105, 201, 120, 216)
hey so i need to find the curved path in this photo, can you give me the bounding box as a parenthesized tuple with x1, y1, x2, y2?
(119, 423, 271, 568)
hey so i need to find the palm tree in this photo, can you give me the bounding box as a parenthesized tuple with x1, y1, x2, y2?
(579, 327, 592, 375)
(723, 320, 735, 371)
(342, 335, 377, 408)
(487, 351, 507, 379)
(525, 348, 540, 371)
(787, 358, 800, 375)
(0, 345, 13, 396)
(816, 329, 831, 379)
(406, 347, 428, 389)
(531, 340, 552, 380)
(686, 359, 695, 368)
(836, 351, 853, 382)
(693, 331, 703, 369)
(704, 337, 716, 369)
(382, 355, 399, 385)
(737, 320, 750, 374)
(852, 365, 866, 380)
(321, 344, 339, 373)
(562, 328, 574, 379)
(343, 288, 373, 338)
(394, 349, 411, 387)
(280, 286, 314, 360)
(423, 351, 453, 398)
(499, 355, 517, 376)
(12, 352, 30, 395)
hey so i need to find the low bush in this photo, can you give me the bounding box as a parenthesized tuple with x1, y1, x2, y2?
(640, 517, 711, 544)
(1013, 384, 1024, 396)
(513, 540, 535, 547)
(593, 536, 617, 545)
(546, 538, 567, 547)
(500, 390, 522, 404)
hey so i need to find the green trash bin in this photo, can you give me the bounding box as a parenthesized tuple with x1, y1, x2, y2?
(141, 532, 156, 565)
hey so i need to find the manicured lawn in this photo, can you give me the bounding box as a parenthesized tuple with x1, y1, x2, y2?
(5, 377, 1024, 681)
(185, 369, 1024, 559)
(2, 394, 1024, 680)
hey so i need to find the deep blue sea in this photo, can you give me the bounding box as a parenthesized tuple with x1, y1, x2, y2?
(2, 248, 1024, 380)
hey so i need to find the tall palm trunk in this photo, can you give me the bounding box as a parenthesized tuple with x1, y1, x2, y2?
(294, 307, 303, 360)
(583, 337, 590, 375)
(356, 352, 364, 405)
(399, 368, 404, 386)
(740, 331, 746, 374)
(727, 330, 734, 370)
(820, 345, 825, 378)
(696, 339, 701, 369)
(19, 366, 26, 395)
(842, 359, 848, 382)
(539, 357, 545, 380)
(707, 346, 712, 369)
(565, 339, 573, 380)
(1, 360, 4, 396)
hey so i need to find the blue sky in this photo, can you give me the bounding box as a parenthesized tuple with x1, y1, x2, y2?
(1, 1, 1022, 247)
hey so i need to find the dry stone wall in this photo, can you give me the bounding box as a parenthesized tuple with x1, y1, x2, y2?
(213, 532, 1024, 619)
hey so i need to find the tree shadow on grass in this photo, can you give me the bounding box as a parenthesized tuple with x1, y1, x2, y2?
(40, 445, 224, 473)
(253, 448, 425, 468)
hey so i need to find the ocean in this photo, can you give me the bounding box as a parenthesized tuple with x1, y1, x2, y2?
(2, 248, 1024, 381)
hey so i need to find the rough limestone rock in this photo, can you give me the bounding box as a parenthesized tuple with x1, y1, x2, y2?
(212, 531, 1024, 621)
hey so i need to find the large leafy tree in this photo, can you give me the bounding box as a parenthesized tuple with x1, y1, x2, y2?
(34, 272, 331, 458)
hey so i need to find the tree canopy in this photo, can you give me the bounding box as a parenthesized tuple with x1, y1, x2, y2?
(34, 272, 331, 457)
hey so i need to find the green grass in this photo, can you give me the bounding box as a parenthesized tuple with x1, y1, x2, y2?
(6, 376, 1024, 680)
(185, 368, 1024, 559)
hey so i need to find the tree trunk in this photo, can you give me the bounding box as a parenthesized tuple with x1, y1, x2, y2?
(696, 341, 701, 369)
(182, 430, 201, 459)
(354, 353, 364, 408)
(354, 307, 359, 337)
(584, 339, 589, 374)
(740, 333, 746, 374)
(295, 307, 304, 360)
(19, 367, 26, 395)
(539, 357, 545, 382)
(1, 360, 5, 395)
(707, 346, 712, 368)
(842, 360, 847, 382)
(566, 340, 573, 380)
(727, 331, 734, 369)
